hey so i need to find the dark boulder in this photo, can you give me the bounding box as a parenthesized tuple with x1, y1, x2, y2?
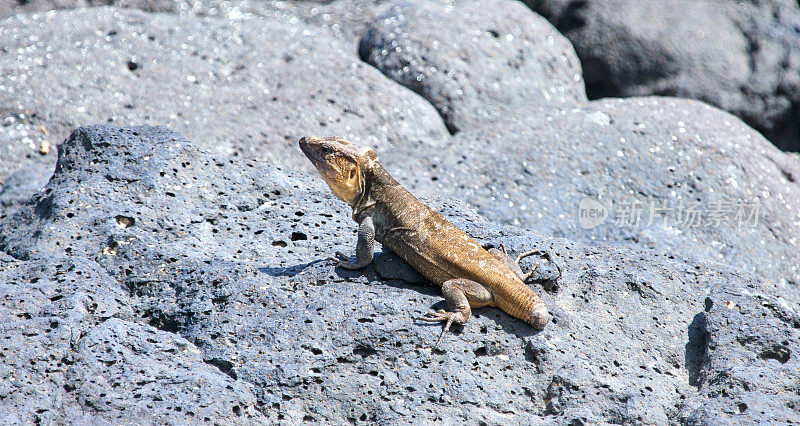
(525, 0, 800, 151)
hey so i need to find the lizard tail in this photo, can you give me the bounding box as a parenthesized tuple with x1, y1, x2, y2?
(527, 303, 551, 329)
(499, 291, 550, 329)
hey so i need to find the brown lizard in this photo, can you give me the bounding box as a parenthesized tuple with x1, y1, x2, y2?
(299, 136, 552, 346)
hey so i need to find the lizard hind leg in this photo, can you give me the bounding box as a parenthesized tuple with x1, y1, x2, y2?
(488, 245, 549, 282)
(418, 278, 493, 349)
(488, 244, 533, 281)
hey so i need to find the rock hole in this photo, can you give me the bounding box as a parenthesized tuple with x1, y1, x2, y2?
(204, 358, 237, 380)
(115, 215, 135, 228)
(103, 240, 119, 256)
(759, 345, 790, 364)
(353, 345, 377, 358)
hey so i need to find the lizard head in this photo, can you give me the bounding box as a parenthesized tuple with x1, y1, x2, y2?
(299, 136, 378, 205)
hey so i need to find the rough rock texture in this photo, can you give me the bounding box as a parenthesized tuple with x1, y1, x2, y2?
(1, 125, 797, 423)
(0, 0, 177, 16)
(684, 286, 800, 422)
(360, 0, 586, 133)
(0, 1, 394, 47)
(525, 0, 800, 152)
(397, 97, 800, 290)
(0, 254, 266, 423)
(2, 1, 799, 421)
(5, 0, 799, 151)
(0, 6, 448, 176)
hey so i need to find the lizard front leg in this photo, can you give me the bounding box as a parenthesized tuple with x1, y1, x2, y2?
(334, 215, 375, 269)
(419, 278, 493, 348)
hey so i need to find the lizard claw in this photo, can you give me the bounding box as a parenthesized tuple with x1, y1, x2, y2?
(516, 250, 561, 290)
(515, 249, 543, 264)
(418, 310, 461, 349)
(326, 251, 347, 264)
(331, 251, 368, 269)
(418, 309, 449, 322)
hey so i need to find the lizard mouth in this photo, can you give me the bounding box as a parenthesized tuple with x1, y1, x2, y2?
(298, 137, 323, 163)
(299, 136, 337, 165)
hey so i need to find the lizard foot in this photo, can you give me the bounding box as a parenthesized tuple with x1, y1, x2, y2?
(490, 244, 541, 281)
(514, 248, 544, 281)
(418, 309, 467, 349)
(519, 249, 561, 291)
(330, 251, 367, 269)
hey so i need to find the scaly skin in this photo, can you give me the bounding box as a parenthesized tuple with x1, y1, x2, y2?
(299, 136, 552, 345)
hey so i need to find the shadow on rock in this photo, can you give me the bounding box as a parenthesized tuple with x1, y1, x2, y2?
(259, 258, 330, 277)
(685, 311, 708, 387)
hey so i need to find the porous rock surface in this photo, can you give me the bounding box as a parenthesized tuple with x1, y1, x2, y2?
(400, 97, 800, 290)
(359, 0, 586, 133)
(0, 125, 797, 423)
(525, 0, 800, 152)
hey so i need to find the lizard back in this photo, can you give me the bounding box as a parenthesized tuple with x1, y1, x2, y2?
(363, 165, 543, 321)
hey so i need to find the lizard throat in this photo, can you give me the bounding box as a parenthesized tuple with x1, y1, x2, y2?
(350, 166, 375, 221)
(349, 160, 392, 221)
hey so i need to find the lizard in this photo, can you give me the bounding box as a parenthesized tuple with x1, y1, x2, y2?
(299, 136, 553, 346)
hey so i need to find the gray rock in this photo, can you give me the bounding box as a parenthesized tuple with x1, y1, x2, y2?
(0, 153, 53, 215)
(0, 1, 392, 46)
(66, 318, 263, 423)
(681, 286, 800, 423)
(359, 0, 586, 133)
(0, 119, 56, 187)
(274, 0, 393, 45)
(524, 0, 800, 152)
(0, 0, 181, 18)
(0, 256, 125, 424)
(0, 6, 449, 217)
(0, 255, 266, 423)
(0, 0, 402, 66)
(394, 97, 800, 289)
(1, 125, 797, 422)
(0, 133, 266, 423)
(0, 6, 448, 172)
